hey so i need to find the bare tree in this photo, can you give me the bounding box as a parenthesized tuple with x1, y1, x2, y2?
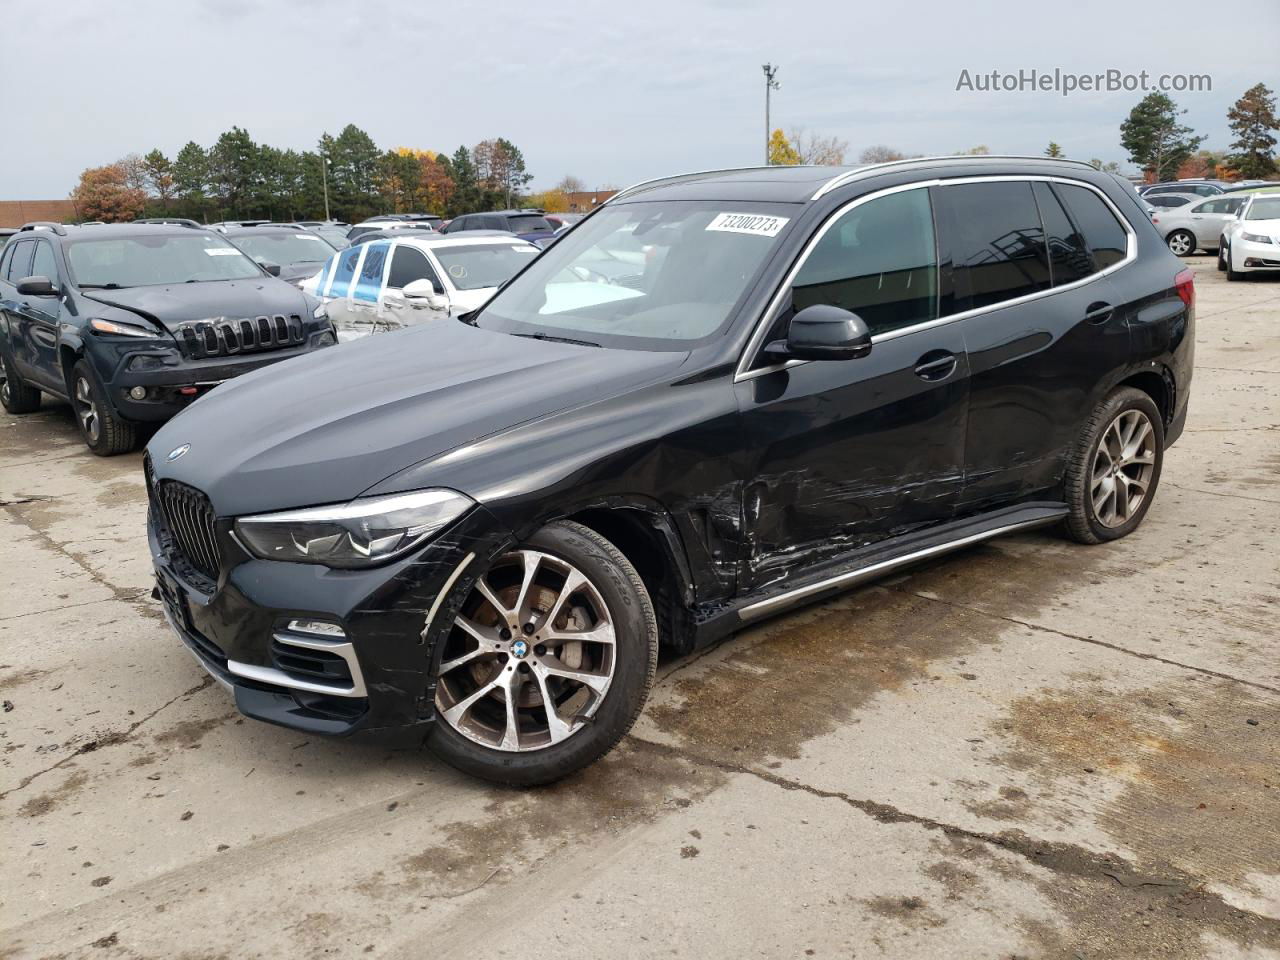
(787, 128, 849, 165)
(859, 145, 906, 164)
(117, 153, 150, 193)
(556, 175, 586, 193)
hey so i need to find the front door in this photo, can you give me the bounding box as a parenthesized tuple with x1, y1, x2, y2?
(736, 186, 968, 591)
(19, 239, 65, 388)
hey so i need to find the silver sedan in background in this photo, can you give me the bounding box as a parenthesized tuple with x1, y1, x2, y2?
(1152, 193, 1251, 256)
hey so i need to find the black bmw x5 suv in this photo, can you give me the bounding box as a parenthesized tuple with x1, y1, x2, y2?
(0, 222, 334, 454)
(146, 157, 1193, 784)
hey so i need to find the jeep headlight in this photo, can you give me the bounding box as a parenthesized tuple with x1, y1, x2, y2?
(234, 489, 473, 567)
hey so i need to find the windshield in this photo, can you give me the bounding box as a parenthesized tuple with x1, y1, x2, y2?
(435, 243, 540, 291)
(313, 226, 349, 246)
(231, 231, 335, 265)
(66, 234, 264, 287)
(1245, 198, 1280, 220)
(509, 215, 553, 235)
(472, 201, 794, 349)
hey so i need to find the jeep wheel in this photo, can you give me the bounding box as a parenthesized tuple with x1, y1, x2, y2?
(1165, 230, 1195, 257)
(71, 359, 137, 456)
(427, 520, 657, 786)
(1, 354, 41, 414)
(1063, 387, 1164, 544)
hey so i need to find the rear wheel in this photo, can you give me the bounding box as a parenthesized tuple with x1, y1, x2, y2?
(1063, 387, 1164, 544)
(0, 354, 41, 414)
(1165, 230, 1195, 257)
(426, 520, 658, 785)
(71, 359, 136, 456)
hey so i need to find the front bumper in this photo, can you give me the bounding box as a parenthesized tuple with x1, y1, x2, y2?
(1233, 237, 1280, 272)
(149, 505, 511, 737)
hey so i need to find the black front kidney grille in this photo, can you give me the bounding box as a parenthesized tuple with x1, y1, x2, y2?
(175, 314, 304, 359)
(154, 479, 222, 584)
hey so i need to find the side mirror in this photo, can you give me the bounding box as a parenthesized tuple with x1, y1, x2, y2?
(260, 261, 282, 277)
(766, 304, 872, 361)
(403, 279, 449, 312)
(16, 275, 58, 297)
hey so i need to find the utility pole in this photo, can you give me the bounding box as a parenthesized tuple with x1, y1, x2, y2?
(762, 63, 780, 165)
(321, 152, 331, 221)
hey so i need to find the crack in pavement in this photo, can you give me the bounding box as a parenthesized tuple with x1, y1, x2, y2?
(1, 502, 159, 616)
(0, 675, 214, 800)
(1163, 482, 1280, 506)
(625, 735, 1280, 934)
(0, 596, 119, 623)
(886, 586, 1280, 696)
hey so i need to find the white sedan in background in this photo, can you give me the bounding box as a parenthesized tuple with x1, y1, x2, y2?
(301, 233, 541, 340)
(1220, 194, 1280, 281)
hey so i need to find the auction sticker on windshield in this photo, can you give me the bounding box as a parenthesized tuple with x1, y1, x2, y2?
(705, 212, 789, 237)
(204, 247, 242, 256)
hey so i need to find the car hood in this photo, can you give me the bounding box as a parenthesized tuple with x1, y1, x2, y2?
(149, 320, 690, 516)
(1238, 217, 1280, 235)
(81, 278, 309, 334)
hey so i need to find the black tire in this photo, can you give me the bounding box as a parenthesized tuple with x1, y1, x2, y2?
(1165, 229, 1196, 257)
(426, 520, 658, 786)
(1063, 387, 1164, 545)
(1217, 244, 1227, 272)
(1, 353, 41, 414)
(70, 359, 137, 456)
(1225, 245, 1245, 281)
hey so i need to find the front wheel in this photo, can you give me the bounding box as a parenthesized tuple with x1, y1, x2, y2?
(426, 520, 658, 785)
(1165, 229, 1195, 257)
(71, 359, 137, 456)
(1217, 244, 1227, 272)
(1063, 387, 1164, 544)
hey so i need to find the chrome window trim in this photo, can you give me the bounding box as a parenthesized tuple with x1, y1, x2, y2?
(735, 174, 1139, 383)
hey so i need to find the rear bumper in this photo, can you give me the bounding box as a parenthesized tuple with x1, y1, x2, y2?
(149, 505, 511, 738)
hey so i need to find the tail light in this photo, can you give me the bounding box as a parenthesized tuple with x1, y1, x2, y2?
(1175, 268, 1195, 309)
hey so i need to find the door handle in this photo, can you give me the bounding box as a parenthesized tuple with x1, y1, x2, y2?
(914, 351, 957, 381)
(1084, 301, 1113, 324)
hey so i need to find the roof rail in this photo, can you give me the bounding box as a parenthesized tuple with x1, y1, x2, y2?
(134, 217, 203, 228)
(608, 165, 826, 204)
(18, 221, 68, 236)
(811, 155, 1099, 199)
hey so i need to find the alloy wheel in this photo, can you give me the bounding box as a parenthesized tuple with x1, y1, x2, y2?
(1, 376, 9, 406)
(1167, 231, 1193, 256)
(435, 549, 616, 752)
(1091, 409, 1156, 528)
(74, 376, 100, 443)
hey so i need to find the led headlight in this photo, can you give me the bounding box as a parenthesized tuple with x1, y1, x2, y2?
(90, 317, 161, 338)
(234, 489, 473, 568)
(1240, 232, 1274, 244)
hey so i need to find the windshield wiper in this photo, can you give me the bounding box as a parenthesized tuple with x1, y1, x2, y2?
(513, 331, 602, 348)
(78, 282, 129, 289)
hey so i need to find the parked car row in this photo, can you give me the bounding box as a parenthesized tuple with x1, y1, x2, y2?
(0, 221, 333, 454)
(1151, 185, 1280, 258)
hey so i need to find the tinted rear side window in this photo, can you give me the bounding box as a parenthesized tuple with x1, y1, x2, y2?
(935, 181, 1050, 315)
(1055, 183, 1129, 270)
(30, 240, 58, 281)
(792, 187, 938, 337)
(1032, 182, 1093, 287)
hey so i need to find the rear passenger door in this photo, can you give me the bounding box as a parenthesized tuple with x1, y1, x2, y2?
(0, 240, 38, 377)
(936, 178, 1133, 514)
(1189, 196, 1243, 248)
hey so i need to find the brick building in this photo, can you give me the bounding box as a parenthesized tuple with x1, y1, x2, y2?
(0, 199, 75, 228)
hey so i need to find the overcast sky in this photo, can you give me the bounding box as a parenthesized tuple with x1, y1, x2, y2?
(5, 0, 1276, 198)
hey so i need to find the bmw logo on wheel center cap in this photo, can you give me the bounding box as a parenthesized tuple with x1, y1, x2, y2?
(510, 640, 529, 659)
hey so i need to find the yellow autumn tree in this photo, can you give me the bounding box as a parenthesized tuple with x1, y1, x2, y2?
(768, 128, 801, 166)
